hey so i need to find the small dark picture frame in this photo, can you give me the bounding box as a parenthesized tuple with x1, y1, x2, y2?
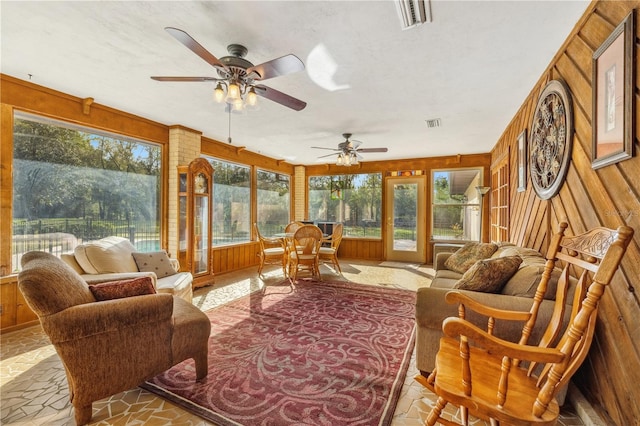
(592, 11, 635, 169)
(517, 129, 527, 192)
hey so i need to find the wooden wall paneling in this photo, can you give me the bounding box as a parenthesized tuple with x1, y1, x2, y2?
(0, 104, 14, 276)
(0, 281, 17, 329)
(15, 287, 38, 324)
(490, 2, 640, 424)
(579, 9, 616, 51)
(527, 197, 547, 252)
(337, 239, 383, 261)
(1, 75, 169, 144)
(567, 31, 598, 77)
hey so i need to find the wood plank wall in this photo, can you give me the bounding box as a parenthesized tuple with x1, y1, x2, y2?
(490, 2, 640, 424)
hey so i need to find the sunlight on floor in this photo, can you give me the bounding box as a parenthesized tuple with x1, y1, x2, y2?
(1, 259, 584, 425)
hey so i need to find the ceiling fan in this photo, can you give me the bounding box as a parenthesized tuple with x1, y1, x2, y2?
(151, 27, 306, 112)
(312, 133, 389, 166)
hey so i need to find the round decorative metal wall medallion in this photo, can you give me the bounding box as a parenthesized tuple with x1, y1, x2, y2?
(529, 79, 574, 200)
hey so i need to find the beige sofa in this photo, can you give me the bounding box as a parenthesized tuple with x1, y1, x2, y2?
(415, 243, 573, 375)
(61, 236, 193, 302)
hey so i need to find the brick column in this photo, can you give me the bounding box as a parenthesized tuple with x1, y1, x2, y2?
(294, 165, 306, 221)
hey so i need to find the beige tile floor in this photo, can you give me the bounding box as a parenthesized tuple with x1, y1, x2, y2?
(1, 260, 585, 426)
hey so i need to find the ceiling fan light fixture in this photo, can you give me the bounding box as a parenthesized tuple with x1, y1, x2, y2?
(246, 86, 258, 107)
(336, 153, 344, 166)
(214, 82, 225, 103)
(232, 98, 245, 113)
(351, 152, 358, 165)
(225, 81, 241, 104)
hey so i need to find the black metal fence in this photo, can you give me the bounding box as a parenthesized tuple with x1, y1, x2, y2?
(11, 219, 160, 272)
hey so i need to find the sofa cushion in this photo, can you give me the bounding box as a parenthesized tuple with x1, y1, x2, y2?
(74, 236, 138, 274)
(132, 251, 177, 278)
(89, 276, 156, 301)
(454, 255, 523, 293)
(444, 242, 498, 274)
(493, 246, 544, 260)
(60, 253, 86, 275)
(502, 265, 562, 300)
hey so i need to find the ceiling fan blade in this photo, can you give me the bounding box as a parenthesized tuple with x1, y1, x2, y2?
(357, 148, 388, 153)
(164, 27, 228, 72)
(151, 76, 219, 82)
(247, 54, 305, 80)
(254, 84, 306, 111)
(350, 139, 363, 149)
(311, 146, 340, 151)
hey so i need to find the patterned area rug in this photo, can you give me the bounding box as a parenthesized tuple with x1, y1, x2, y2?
(142, 279, 416, 426)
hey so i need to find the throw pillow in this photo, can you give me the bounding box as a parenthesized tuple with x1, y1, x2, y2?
(444, 242, 498, 274)
(89, 276, 156, 301)
(131, 251, 177, 278)
(453, 255, 523, 293)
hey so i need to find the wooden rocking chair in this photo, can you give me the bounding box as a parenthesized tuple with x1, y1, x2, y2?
(417, 224, 634, 426)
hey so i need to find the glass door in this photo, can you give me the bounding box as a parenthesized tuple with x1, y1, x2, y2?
(385, 176, 426, 263)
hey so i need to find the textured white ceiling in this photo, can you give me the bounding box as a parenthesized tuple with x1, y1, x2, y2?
(1, 1, 589, 165)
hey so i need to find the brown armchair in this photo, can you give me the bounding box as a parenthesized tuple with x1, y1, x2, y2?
(18, 251, 211, 425)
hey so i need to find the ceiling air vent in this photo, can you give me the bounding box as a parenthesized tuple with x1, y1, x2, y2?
(395, 0, 431, 30)
(425, 118, 441, 128)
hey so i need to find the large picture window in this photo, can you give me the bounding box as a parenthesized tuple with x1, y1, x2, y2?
(432, 169, 482, 241)
(256, 170, 290, 237)
(308, 173, 382, 238)
(206, 157, 251, 245)
(11, 113, 162, 271)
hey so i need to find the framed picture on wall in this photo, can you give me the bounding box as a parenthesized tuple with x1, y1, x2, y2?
(517, 129, 527, 192)
(592, 11, 635, 169)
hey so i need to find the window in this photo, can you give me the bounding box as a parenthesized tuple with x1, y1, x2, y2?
(12, 113, 162, 271)
(205, 157, 251, 245)
(490, 156, 509, 242)
(308, 173, 382, 238)
(432, 169, 483, 241)
(256, 170, 290, 237)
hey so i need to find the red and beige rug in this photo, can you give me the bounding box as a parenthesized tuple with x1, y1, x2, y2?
(142, 279, 416, 426)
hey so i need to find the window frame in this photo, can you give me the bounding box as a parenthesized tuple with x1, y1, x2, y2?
(307, 172, 383, 239)
(256, 168, 291, 237)
(204, 156, 252, 247)
(10, 111, 163, 271)
(431, 167, 484, 243)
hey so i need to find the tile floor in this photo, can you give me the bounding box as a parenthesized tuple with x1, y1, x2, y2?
(1, 260, 585, 426)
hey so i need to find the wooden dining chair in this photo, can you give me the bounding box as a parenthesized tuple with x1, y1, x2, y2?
(254, 223, 287, 277)
(318, 223, 344, 273)
(418, 224, 634, 426)
(288, 224, 323, 281)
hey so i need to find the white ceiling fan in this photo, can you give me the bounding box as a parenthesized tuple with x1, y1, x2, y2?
(312, 133, 388, 165)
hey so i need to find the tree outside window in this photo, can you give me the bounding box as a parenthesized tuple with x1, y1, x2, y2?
(308, 173, 382, 238)
(11, 113, 161, 271)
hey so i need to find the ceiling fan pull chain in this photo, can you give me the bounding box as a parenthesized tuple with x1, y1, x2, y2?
(227, 107, 232, 144)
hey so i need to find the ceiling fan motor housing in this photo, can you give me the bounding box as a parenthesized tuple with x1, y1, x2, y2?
(217, 44, 254, 79)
